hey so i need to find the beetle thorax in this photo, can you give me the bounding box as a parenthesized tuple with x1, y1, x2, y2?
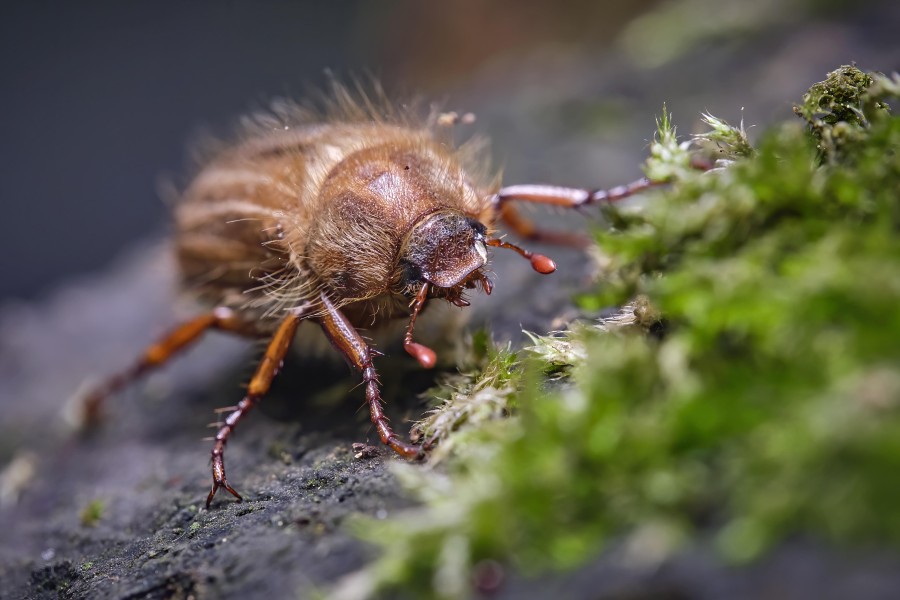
(304, 140, 485, 304)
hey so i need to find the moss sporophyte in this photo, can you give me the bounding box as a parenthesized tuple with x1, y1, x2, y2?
(332, 66, 900, 600)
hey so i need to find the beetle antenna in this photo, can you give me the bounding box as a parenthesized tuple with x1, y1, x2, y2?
(404, 283, 437, 369)
(485, 238, 556, 274)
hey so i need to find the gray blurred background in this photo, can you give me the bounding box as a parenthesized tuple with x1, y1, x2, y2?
(3, 0, 897, 303)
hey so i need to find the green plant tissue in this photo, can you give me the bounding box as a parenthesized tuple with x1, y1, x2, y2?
(332, 66, 900, 600)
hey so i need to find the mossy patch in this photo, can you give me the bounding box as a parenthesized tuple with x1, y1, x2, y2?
(793, 64, 896, 163)
(335, 66, 900, 600)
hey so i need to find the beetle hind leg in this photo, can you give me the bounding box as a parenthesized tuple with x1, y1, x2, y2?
(73, 307, 261, 429)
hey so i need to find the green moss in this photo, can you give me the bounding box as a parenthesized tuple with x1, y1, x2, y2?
(79, 499, 104, 528)
(335, 67, 900, 600)
(793, 65, 895, 163)
(795, 65, 877, 124)
(410, 332, 520, 464)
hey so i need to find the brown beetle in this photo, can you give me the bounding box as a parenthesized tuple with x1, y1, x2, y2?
(81, 85, 655, 507)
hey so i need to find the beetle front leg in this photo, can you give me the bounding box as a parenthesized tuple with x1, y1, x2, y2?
(317, 293, 421, 459)
(492, 178, 661, 247)
(494, 178, 659, 209)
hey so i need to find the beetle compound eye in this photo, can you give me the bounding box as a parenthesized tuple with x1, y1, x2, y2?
(399, 259, 424, 287)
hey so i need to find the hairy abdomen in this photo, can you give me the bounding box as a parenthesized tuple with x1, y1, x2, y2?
(174, 142, 312, 313)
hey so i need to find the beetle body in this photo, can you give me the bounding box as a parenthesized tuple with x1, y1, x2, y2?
(81, 86, 655, 507)
(175, 105, 495, 329)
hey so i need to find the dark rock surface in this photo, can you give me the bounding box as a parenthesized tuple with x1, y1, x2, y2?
(0, 236, 592, 599)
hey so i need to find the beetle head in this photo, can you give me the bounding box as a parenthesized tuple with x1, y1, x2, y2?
(396, 208, 557, 369)
(398, 210, 489, 294)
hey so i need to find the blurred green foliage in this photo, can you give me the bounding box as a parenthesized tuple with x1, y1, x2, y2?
(334, 66, 900, 600)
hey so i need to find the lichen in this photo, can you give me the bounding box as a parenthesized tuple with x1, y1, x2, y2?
(333, 67, 900, 600)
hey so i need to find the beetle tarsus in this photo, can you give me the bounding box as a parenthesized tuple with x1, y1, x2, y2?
(207, 473, 243, 508)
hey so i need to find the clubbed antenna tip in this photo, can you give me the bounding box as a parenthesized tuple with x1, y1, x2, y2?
(486, 238, 557, 274)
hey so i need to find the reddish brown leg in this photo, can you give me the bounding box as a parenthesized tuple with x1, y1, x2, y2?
(499, 203, 592, 248)
(80, 307, 259, 425)
(317, 293, 421, 459)
(207, 313, 302, 507)
(492, 178, 661, 247)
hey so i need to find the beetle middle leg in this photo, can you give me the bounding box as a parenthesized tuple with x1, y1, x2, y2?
(317, 293, 421, 459)
(207, 312, 302, 507)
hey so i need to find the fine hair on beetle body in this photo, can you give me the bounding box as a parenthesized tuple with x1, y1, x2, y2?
(177, 82, 500, 325)
(79, 79, 658, 507)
